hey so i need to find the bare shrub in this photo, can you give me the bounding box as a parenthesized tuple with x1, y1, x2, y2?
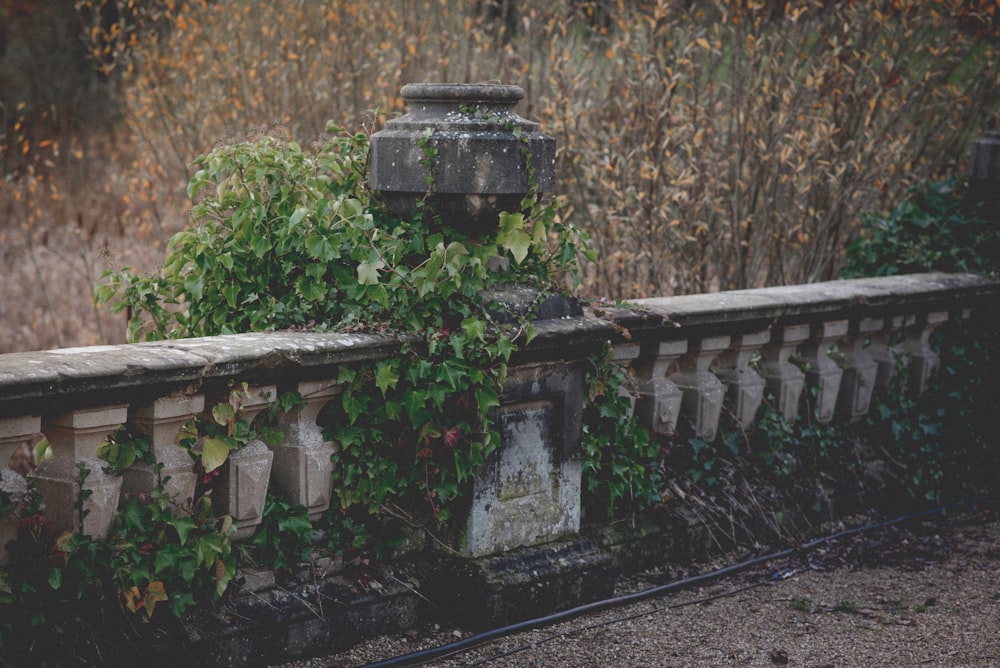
(2, 0, 997, 351)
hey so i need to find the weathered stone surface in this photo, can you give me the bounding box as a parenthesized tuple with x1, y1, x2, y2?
(370, 83, 555, 233)
(123, 394, 204, 509)
(798, 320, 849, 424)
(216, 440, 274, 541)
(269, 379, 339, 520)
(447, 537, 616, 630)
(32, 405, 127, 538)
(466, 360, 584, 557)
(716, 330, 769, 429)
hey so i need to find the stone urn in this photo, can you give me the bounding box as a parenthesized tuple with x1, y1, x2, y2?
(369, 83, 555, 234)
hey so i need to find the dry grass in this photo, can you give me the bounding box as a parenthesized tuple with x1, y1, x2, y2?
(3, 0, 998, 352)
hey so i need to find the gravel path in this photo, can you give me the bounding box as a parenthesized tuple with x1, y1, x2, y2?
(276, 510, 1000, 668)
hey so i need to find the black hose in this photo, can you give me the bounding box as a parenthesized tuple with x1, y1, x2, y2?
(361, 500, 969, 668)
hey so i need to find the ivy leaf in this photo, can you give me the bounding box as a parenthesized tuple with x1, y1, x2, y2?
(461, 317, 486, 342)
(357, 260, 385, 285)
(305, 233, 334, 261)
(250, 235, 271, 259)
(201, 438, 232, 473)
(288, 206, 308, 229)
(143, 581, 169, 618)
(212, 403, 235, 427)
(375, 361, 399, 396)
(169, 516, 198, 546)
(498, 211, 531, 264)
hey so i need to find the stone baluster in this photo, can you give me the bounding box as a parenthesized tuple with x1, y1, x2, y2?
(632, 340, 687, 438)
(759, 324, 809, 424)
(611, 342, 642, 416)
(796, 320, 848, 424)
(270, 379, 339, 520)
(715, 330, 769, 430)
(214, 384, 276, 540)
(125, 394, 205, 511)
(668, 335, 730, 440)
(900, 311, 949, 396)
(868, 314, 908, 396)
(33, 405, 128, 538)
(836, 317, 883, 423)
(1, 415, 41, 566)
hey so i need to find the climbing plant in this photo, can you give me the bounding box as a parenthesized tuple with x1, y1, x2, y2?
(95, 122, 635, 557)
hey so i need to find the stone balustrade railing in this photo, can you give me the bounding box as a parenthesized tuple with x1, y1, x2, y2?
(615, 272, 998, 444)
(1, 272, 998, 569)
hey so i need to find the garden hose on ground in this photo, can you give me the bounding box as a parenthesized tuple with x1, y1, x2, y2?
(361, 499, 977, 668)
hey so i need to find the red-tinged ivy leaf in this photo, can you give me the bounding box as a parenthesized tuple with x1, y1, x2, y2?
(215, 558, 234, 597)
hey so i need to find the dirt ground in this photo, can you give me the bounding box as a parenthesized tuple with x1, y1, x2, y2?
(276, 506, 1000, 668)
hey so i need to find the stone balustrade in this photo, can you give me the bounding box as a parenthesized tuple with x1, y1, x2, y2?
(616, 272, 996, 442)
(1, 272, 998, 570)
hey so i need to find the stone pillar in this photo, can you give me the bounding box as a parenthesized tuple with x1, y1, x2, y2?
(632, 340, 687, 438)
(760, 324, 809, 424)
(969, 127, 1000, 223)
(668, 335, 731, 440)
(213, 385, 276, 541)
(836, 317, 882, 423)
(900, 311, 949, 396)
(125, 394, 204, 510)
(1, 415, 40, 566)
(715, 330, 769, 430)
(32, 405, 128, 538)
(269, 379, 339, 520)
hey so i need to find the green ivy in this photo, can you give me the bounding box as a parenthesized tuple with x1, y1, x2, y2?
(246, 494, 316, 571)
(578, 343, 660, 518)
(95, 122, 604, 556)
(842, 178, 999, 278)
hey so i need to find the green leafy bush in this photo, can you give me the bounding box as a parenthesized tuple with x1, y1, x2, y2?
(843, 178, 1000, 278)
(96, 123, 627, 558)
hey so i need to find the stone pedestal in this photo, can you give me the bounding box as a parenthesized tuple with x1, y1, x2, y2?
(633, 340, 687, 437)
(466, 360, 583, 557)
(211, 384, 276, 540)
(901, 311, 948, 396)
(798, 320, 849, 423)
(217, 440, 273, 541)
(837, 318, 882, 423)
(0, 415, 37, 566)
